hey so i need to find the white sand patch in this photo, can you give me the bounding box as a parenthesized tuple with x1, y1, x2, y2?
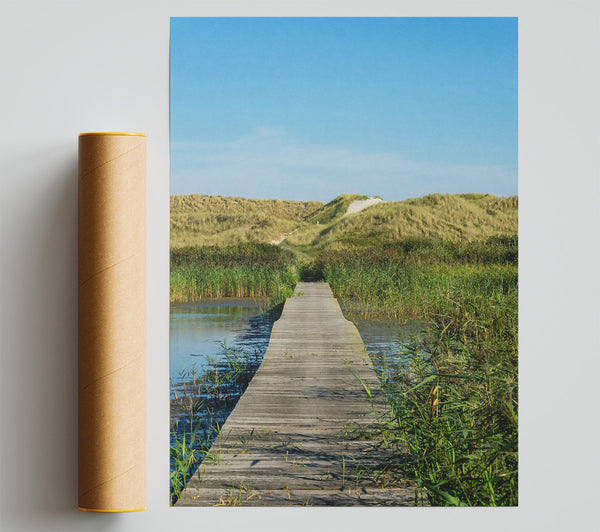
(344, 197, 384, 216)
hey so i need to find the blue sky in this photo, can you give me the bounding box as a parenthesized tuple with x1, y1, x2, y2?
(170, 17, 517, 202)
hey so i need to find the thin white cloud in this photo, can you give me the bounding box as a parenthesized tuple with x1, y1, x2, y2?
(171, 128, 516, 201)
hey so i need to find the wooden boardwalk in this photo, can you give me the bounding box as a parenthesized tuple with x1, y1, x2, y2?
(176, 282, 417, 506)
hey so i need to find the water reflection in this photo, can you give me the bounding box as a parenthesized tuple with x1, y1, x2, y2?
(343, 312, 429, 377)
(170, 299, 277, 384)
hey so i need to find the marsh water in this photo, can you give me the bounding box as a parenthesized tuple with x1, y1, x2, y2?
(169, 298, 426, 399)
(170, 299, 277, 387)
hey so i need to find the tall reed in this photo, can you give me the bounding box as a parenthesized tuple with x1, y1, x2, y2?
(313, 236, 516, 318)
(170, 243, 299, 304)
(320, 236, 518, 505)
(372, 289, 518, 506)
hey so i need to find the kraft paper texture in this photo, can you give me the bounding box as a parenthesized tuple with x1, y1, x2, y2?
(78, 132, 146, 512)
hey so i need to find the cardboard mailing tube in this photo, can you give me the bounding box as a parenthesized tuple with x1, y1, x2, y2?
(78, 132, 146, 512)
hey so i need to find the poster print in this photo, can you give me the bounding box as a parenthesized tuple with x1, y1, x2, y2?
(169, 17, 518, 507)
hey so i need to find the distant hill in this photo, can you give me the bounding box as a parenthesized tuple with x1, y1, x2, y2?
(170, 194, 322, 248)
(170, 192, 518, 253)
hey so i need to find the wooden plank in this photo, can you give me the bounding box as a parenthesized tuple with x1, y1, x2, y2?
(176, 282, 418, 506)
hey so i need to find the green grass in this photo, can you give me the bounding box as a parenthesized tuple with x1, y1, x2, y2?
(315, 236, 517, 320)
(325, 262, 516, 319)
(370, 288, 518, 506)
(170, 243, 299, 304)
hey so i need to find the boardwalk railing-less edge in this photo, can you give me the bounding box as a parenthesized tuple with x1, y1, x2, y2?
(176, 282, 418, 506)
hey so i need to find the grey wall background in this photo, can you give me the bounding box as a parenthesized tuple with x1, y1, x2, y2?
(1, 1, 598, 531)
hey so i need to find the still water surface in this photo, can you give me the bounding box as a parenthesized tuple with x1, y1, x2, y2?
(170, 299, 427, 388)
(170, 299, 277, 387)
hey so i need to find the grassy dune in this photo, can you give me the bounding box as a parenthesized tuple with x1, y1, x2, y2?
(309, 193, 517, 249)
(170, 194, 322, 248)
(171, 192, 517, 252)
